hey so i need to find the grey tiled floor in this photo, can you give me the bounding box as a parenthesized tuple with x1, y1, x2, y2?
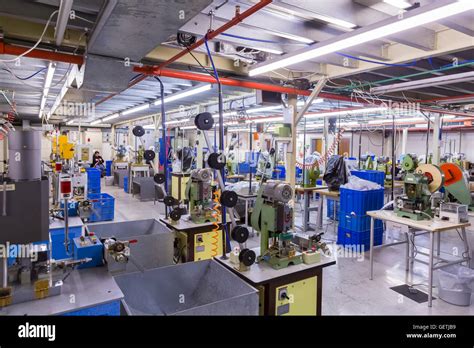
(101, 183, 474, 315)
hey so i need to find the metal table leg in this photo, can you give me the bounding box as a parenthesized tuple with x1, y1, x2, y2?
(437, 232, 441, 257)
(245, 199, 254, 237)
(370, 217, 374, 280)
(317, 195, 324, 229)
(405, 232, 410, 272)
(461, 227, 470, 264)
(303, 192, 313, 232)
(428, 231, 435, 307)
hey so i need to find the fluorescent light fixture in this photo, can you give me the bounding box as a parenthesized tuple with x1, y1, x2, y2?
(249, 1, 473, 76)
(246, 116, 284, 124)
(297, 98, 324, 106)
(368, 116, 425, 124)
(154, 84, 212, 106)
(165, 120, 182, 126)
(383, 0, 412, 9)
(229, 128, 251, 132)
(246, 105, 282, 114)
(143, 124, 155, 130)
(180, 125, 196, 130)
(371, 71, 474, 94)
(272, 32, 314, 44)
(103, 113, 119, 122)
(213, 111, 238, 118)
(122, 103, 150, 116)
(90, 119, 102, 126)
(442, 115, 457, 120)
(66, 120, 75, 125)
(305, 107, 387, 119)
(38, 62, 56, 118)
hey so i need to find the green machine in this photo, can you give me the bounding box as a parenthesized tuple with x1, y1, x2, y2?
(185, 168, 217, 224)
(395, 164, 444, 220)
(251, 181, 303, 269)
(376, 156, 392, 187)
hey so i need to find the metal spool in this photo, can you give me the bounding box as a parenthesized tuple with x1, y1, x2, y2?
(170, 209, 181, 221)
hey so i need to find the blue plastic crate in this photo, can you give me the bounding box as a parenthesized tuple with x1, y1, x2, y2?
(123, 176, 129, 193)
(87, 193, 115, 222)
(351, 170, 385, 187)
(105, 160, 113, 176)
(339, 188, 384, 215)
(86, 168, 101, 193)
(62, 300, 120, 316)
(272, 165, 286, 180)
(327, 199, 339, 221)
(337, 226, 383, 250)
(338, 211, 383, 231)
(50, 226, 82, 260)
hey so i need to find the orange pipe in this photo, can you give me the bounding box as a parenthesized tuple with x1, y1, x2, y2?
(0, 41, 84, 65)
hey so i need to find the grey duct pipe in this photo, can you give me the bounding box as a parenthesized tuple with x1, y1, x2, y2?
(87, 0, 118, 49)
(55, 0, 74, 46)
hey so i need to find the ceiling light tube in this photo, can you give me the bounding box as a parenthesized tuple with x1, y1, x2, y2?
(246, 105, 282, 114)
(90, 119, 102, 126)
(383, 0, 412, 9)
(305, 107, 387, 119)
(122, 103, 150, 116)
(38, 62, 56, 118)
(66, 120, 75, 125)
(154, 84, 212, 106)
(249, 0, 473, 76)
(246, 116, 284, 124)
(103, 113, 120, 122)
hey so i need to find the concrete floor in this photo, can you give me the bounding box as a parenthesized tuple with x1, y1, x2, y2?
(100, 182, 474, 315)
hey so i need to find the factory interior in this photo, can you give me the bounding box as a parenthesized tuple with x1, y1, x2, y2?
(0, 0, 474, 341)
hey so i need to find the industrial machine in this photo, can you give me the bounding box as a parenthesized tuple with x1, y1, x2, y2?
(251, 181, 302, 269)
(376, 156, 392, 187)
(401, 153, 419, 173)
(440, 163, 473, 211)
(185, 168, 217, 224)
(51, 133, 74, 161)
(360, 154, 375, 170)
(395, 164, 444, 220)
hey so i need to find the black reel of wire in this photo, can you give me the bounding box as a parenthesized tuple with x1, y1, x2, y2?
(239, 248, 256, 267)
(132, 125, 145, 137)
(194, 112, 214, 131)
(169, 208, 182, 221)
(220, 190, 238, 208)
(231, 225, 249, 243)
(144, 150, 155, 161)
(208, 152, 226, 170)
(154, 173, 166, 184)
(164, 195, 178, 207)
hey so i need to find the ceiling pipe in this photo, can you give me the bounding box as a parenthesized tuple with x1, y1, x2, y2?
(87, 0, 118, 49)
(0, 40, 84, 65)
(55, 0, 74, 46)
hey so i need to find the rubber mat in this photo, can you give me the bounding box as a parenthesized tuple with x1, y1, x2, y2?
(390, 284, 435, 303)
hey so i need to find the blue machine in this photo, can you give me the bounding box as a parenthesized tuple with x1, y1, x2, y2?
(73, 236, 104, 269)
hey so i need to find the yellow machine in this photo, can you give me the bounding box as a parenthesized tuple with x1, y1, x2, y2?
(275, 276, 318, 315)
(52, 134, 74, 160)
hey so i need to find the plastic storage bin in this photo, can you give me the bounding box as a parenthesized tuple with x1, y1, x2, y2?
(123, 176, 129, 193)
(337, 226, 383, 250)
(86, 167, 101, 194)
(87, 193, 115, 222)
(351, 170, 385, 187)
(327, 200, 339, 221)
(59, 200, 79, 217)
(338, 212, 383, 232)
(437, 265, 474, 306)
(105, 160, 113, 176)
(339, 188, 384, 215)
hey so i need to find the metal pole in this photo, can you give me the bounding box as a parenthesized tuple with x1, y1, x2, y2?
(64, 197, 70, 255)
(155, 77, 168, 194)
(391, 114, 395, 201)
(358, 127, 362, 169)
(2, 257, 7, 288)
(302, 118, 307, 186)
(249, 122, 253, 195)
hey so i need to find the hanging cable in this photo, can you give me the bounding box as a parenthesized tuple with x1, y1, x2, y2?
(0, 10, 59, 62)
